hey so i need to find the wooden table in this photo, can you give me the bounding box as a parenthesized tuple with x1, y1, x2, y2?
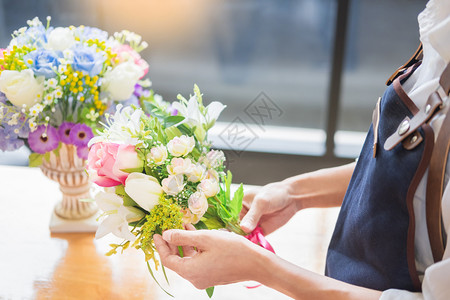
(0, 165, 340, 299)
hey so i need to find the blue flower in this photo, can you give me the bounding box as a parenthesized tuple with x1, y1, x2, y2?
(0, 127, 24, 151)
(71, 45, 105, 77)
(24, 49, 62, 78)
(76, 26, 109, 42)
(14, 25, 48, 48)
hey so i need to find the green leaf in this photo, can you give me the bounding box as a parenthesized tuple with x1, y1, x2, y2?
(28, 153, 43, 167)
(115, 185, 126, 196)
(194, 220, 208, 230)
(165, 126, 183, 141)
(44, 152, 51, 162)
(146, 261, 174, 297)
(194, 126, 206, 143)
(120, 167, 144, 174)
(225, 171, 232, 204)
(123, 194, 138, 207)
(164, 116, 185, 128)
(229, 184, 244, 219)
(201, 217, 225, 230)
(206, 286, 215, 298)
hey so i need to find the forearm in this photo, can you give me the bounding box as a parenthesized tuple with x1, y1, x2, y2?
(252, 248, 381, 300)
(282, 162, 355, 210)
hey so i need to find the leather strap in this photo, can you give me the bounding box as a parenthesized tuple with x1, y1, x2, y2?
(384, 92, 443, 151)
(426, 104, 450, 262)
(386, 43, 423, 86)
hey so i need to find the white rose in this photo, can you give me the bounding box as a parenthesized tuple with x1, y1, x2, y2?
(188, 191, 208, 216)
(199, 179, 219, 198)
(161, 174, 185, 196)
(0, 69, 44, 107)
(124, 173, 163, 212)
(187, 164, 206, 183)
(148, 145, 168, 165)
(103, 61, 144, 101)
(167, 157, 192, 175)
(167, 135, 195, 157)
(181, 208, 201, 225)
(48, 27, 75, 51)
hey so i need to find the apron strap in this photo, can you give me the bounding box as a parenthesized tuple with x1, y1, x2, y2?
(426, 63, 450, 263)
(386, 43, 423, 86)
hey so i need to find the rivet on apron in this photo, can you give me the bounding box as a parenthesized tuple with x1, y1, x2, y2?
(425, 104, 431, 114)
(410, 135, 418, 144)
(398, 120, 410, 135)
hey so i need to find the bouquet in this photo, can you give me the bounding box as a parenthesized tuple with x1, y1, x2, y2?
(88, 85, 247, 297)
(0, 16, 150, 165)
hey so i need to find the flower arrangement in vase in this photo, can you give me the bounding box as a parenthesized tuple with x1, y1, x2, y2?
(0, 16, 152, 230)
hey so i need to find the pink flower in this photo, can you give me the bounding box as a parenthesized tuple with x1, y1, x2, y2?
(87, 142, 144, 187)
(113, 45, 149, 78)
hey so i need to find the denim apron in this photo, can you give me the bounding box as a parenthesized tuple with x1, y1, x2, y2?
(325, 65, 433, 291)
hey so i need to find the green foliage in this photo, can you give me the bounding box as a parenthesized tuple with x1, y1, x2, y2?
(206, 287, 214, 298)
(28, 153, 43, 167)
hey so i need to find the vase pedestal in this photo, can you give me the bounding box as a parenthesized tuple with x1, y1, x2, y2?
(40, 144, 99, 233)
(49, 210, 99, 233)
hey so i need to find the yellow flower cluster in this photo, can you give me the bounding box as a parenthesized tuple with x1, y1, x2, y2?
(59, 66, 107, 115)
(0, 45, 32, 73)
(85, 38, 119, 66)
(139, 198, 183, 263)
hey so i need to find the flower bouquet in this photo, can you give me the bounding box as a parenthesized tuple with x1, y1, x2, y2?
(0, 16, 151, 223)
(88, 85, 246, 297)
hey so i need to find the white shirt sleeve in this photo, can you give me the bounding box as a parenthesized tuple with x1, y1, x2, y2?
(380, 180, 450, 300)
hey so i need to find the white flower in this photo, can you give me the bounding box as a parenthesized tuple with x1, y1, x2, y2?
(48, 27, 76, 51)
(203, 150, 226, 169)
(187, 164, 206, 183)
(46, 78, 58, 89)
(124, 173, 163, 212)
(44, 93, 54, 104)
(167, 157, 192, 175)
(89, 104, 143, 146)
(102, 61, 144, 101)
(0, 69, 44, 108)
(167, 135, 195, 157)
(161, 174, 185, 196)
(58, 64, 67, 74)
(148, 145, 168, 165)
(30, 103, 44, 116)
(95, 188, 145, 242)
(204, 169, 219, 181)
(172, 96, 226, 129)
(199, 179, 219, 198)
(54, 87, 63, 99)
(188, 191, 208, 216)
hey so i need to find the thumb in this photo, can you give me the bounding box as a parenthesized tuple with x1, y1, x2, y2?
(162, 229, 205, 248)
(240, 204, 263, 233)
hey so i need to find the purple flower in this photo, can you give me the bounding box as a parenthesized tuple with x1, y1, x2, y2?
(0, 127, 24, 151)
(76, 146, 89, 160)
(69, 123, 93, 147)
(28, 125, 60, 154)
(0, 92, 7, 104)
(58, 122, 75, 144)
(133, 84, 150, 98)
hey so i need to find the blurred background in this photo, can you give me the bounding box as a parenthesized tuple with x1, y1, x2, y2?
(0, 0, 427, 184)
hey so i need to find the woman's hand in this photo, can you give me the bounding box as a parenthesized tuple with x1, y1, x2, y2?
(240, 181, 299, 235)
(153, 225, 267, 290)
(240, 163, 356, 235)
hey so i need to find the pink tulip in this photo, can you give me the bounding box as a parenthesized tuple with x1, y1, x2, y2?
(87, 142, 144, 187)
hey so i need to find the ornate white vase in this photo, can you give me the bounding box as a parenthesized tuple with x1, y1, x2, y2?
(40, 143, 98, 231)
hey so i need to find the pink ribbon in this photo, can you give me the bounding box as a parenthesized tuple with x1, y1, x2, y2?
(244, 226, 275, 289)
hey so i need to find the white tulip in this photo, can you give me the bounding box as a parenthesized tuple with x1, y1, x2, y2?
(0, 69, 44, 107)
(124, 173, 163, 212)
(167, 157, 192, 175)
(187, 164, 206, 183)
